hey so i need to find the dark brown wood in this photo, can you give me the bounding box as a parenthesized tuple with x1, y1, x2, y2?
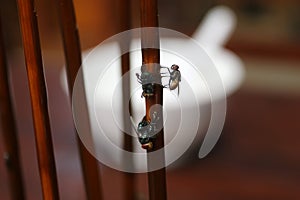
(0, 16, 25, 200)
(56, 0, 81, 87)
(16, 0, 60, 199)
(120, 50, 135, 200)
(140, 0, 167, 200)
(55, 0, 103, 199)
(117, 0, 136, 199)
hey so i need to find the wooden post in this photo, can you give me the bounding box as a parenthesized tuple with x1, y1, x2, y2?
(120, 45, 135, 200)
(55, 0, 103, 199)
(117, 0, 136, 199)
(140, 0, 167, 199)
(0, 16, 25, 200)
(16, 0, 60, 199)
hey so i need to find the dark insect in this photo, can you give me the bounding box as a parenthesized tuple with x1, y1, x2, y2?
(136, 64, 162, 98)
(136, 71, 155, 97)
(162, 64, 181, 95)
(134, 112, 160, 150)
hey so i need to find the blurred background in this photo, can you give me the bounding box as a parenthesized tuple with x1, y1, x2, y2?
(0, 0, 300, 199)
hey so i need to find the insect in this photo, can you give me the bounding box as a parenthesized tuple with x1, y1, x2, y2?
(162, 64, 181, 95)
(136, 64, 165, 97)
(133, 112, 160, 150)
(136, 71, 155, 97)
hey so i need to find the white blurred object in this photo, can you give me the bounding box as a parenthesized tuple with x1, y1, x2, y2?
(193, 6, 236, 48)
(62, 6, 245, 171)
(192, 5, 243, 96)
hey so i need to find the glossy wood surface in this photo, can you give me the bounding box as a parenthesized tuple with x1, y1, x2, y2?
(16, 0, 59, 199)
(140, 0, 167, 199)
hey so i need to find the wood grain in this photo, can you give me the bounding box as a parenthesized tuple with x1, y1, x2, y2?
(16, 0, 59, 199)
(140, 0, 167, 199)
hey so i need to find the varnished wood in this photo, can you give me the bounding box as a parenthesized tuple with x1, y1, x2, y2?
(0, 16, 25, 200)
(55, 0, 103, 199)
(121, 51, 135, 200)
(140, 0, 167, 199)
(16, 0, 60, 199)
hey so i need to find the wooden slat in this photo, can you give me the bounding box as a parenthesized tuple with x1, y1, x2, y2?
(140, 0, 167, 199)
(55, 0, 103, 199)
(16, 0, 60, 199)
(117, 0, 136, 199)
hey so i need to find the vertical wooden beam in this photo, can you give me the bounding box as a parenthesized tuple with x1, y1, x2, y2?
(117, 0, 136, 199)
(120, 47, 135, 200)
(55, 0, 103, 199)
(16, 0, 60, 199)
(140, 0, 167, 200)
(0, 15, 25, 200)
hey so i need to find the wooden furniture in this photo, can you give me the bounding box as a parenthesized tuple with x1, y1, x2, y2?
(0, 0, 167, 199)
